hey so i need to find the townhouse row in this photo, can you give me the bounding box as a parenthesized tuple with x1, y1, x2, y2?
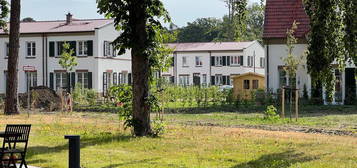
(164, 41, 265, 86)
(0, 13, 131, 96)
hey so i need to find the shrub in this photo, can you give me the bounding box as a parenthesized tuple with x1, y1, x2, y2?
(151, 118, 166, 137)
(263, 105, 280, 121)
(73, 84, 98, 106)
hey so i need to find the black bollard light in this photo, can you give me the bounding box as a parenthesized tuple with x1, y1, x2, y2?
(65, 135, 80, 168)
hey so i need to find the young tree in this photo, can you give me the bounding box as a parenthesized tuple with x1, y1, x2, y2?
(4, 0, 21, 115)
(0, 0, 9, 30)
(97, 0, 170, 136)
(58, 42, 77, 93)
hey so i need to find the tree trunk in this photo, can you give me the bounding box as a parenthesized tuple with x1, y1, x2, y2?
(4, 0, 21, 115)
(131, 1, 151, 136)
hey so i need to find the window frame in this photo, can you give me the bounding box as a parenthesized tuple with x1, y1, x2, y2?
(195, 56, 203, 67)
(5, 42, 9, 58)
(215, 74, 223, 86)
(26, 41, 36, 57)
(55, 72, 68, 90)
(182, 56, 188, 67)
(253, 80, 259, 89)
(78, 41, 88, 56)
(215, 56, 223, 66)
(179, 75, 189, 86)
(77, 72, 89, 88)
(243, 80, 250, 90)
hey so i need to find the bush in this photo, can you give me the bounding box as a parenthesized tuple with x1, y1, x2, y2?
(263, 105, 280, 121)
(73, 84, 98, 106)
(151, 118, 166, 137)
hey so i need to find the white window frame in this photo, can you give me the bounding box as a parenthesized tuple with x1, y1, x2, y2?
(77, 72, 89, 88)
(230, 55, 240, 66)
(26, 72, 37, 91)
(215, 56, 223, 66)
(260, 57, 265, 68)
(182, 56, 188, 67)
(78, 41, 88, 56)
(104, 41, 111, 57)
(195, 56, 203, 66)
(248, 56, 254, 67)
(179, 75, 189, 86)
(215, 74, 223, 85)
(55, 72, 68, 91)
(26, 42, 36, 57)
(202, 74, 207, 85)
(5, 42, 9, 58)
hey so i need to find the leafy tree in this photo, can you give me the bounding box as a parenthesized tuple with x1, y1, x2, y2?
(58, 42, 77, 72)
(97, 0, 170, 136)
(0, 0, 9, 31)
(21, 17, 35, 22)
(177, 18, 222, 42)
(221, 0, 248, 41)
(342, 0, 357, 64)
(245, 1, 265, 43)
(4, 0, 21, 115)
(304, 0, 347, 102)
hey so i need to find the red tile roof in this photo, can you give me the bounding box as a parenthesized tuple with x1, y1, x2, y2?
(0, 19, 113, 34)
(263, 0, 310, 39)
(167, 41, 255, 52)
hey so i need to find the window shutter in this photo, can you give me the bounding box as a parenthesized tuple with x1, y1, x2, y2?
(103, 41, 107, 56)
(128, 73, 132, 85)
(227, 56, 231, 66)
(88, 72, 93, 89)
(87, 40, 93, 56)
(103, 72, 107, 96)
(222, 76, 227, 85)
(118, 73, 122, 84)
(49, 42, 55, 57)
(223, 56, 227, 66)
(211, 56, 215, 66)
(227, 76, 231, 85)
(71, 72, 76, 89)
(171, 57, 174, 67)
(240, 56, 244, 66)
(67, 73, 71, 92)
(211, 76, 215, 85)
(49, 73, 54, 89)
(69, 41, 76, 56)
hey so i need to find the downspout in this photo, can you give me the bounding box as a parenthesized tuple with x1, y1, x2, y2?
(266, 41, 270, 90)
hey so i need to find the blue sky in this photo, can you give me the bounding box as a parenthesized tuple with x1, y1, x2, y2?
(22, 0, 260, 27)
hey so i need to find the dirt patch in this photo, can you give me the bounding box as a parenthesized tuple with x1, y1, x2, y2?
(19, 86, 61, 111)
(184, 121, 357, 137)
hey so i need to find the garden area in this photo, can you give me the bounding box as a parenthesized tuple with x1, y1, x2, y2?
(0, 85, 356, 168)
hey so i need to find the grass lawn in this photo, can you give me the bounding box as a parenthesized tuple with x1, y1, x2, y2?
(0, 112, 356, 168)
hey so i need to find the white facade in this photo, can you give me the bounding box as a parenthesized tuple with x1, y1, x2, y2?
(265, 43, 356, 104)
(0, 18, 132, 96)
(164, 41, 265, 86)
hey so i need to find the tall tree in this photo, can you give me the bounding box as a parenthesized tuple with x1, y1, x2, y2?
(5, 0, 21, 115)
(245, 1, 265, 43)
(97, 0, 170, 136)
(221, 0, 247, 41)
(177, 18, 222, 42)
(0, 0, 9, 30)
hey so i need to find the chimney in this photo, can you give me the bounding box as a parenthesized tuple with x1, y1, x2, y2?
(66, 12, 73, 25)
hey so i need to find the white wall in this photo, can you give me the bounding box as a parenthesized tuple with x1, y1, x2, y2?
(0, 36, 44, 94)
(176, 51, 210, 85)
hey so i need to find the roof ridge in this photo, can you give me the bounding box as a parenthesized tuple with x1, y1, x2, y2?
(19, 18, 112, 23)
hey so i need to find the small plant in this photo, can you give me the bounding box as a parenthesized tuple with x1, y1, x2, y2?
(151, 118, 166, 137)
(263, 105, 280, 121)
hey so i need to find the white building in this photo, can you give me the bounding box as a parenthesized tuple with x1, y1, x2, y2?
(263, 0, 356, 104)
(0, 13, 132, 96)
(164, 41, 265, 86)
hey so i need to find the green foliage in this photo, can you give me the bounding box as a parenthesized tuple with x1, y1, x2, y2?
(282, 21, 305, 89)
(58, 42, 77, 71)
(177, 18, 222, 42)
(73, 84, 97, 106)
(0, 0, 9, 31)
(108, 85, 133, 129)
(263, 105, 280, 121)
(151, 118, 166, 137)
(304, 0, 353, 102)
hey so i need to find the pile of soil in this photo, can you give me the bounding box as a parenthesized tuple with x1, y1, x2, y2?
(19, 86, 61, 111)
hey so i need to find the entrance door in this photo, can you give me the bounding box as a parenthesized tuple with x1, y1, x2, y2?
(345, 68, 356, 104)
(193, 73, 201, 86)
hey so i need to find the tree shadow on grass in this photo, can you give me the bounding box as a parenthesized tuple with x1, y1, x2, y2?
(26, 133, 133, 160)
(231, 150, 318, 168)
(101, 158, 160, 168)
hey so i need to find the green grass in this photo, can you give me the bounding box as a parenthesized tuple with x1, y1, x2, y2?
(0, 112, 356, 168)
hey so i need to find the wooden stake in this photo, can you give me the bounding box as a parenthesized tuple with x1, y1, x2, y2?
(281, 88, 285, 118)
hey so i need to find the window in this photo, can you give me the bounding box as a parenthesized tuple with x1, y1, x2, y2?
(179, 75, 189, 86)
(193, 73, 201, 86)
(230, 56, 240, 65)
(104, 41, 111, 56)
(25, 72, 37, 91)
(78, 41, 88, 56)
(243, 80, 250, 89)
(215, 74, 223, 85)
(215, 56, 223, 66)
(247, 56, 254, 67)
(57, 42, 64, 56)
(260, 57, 265, 68)
(195, 56, 203, 66)
(26, 42, 36, 57)
(202, 74, 207, 85)
(5, 43, 9, 57)
(77, 72, 89, 88)
(182, 56, 188, 67)
(253, 80, 259, 89)
(55, 72, 68, 90)
(278, 66, 287, 87)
